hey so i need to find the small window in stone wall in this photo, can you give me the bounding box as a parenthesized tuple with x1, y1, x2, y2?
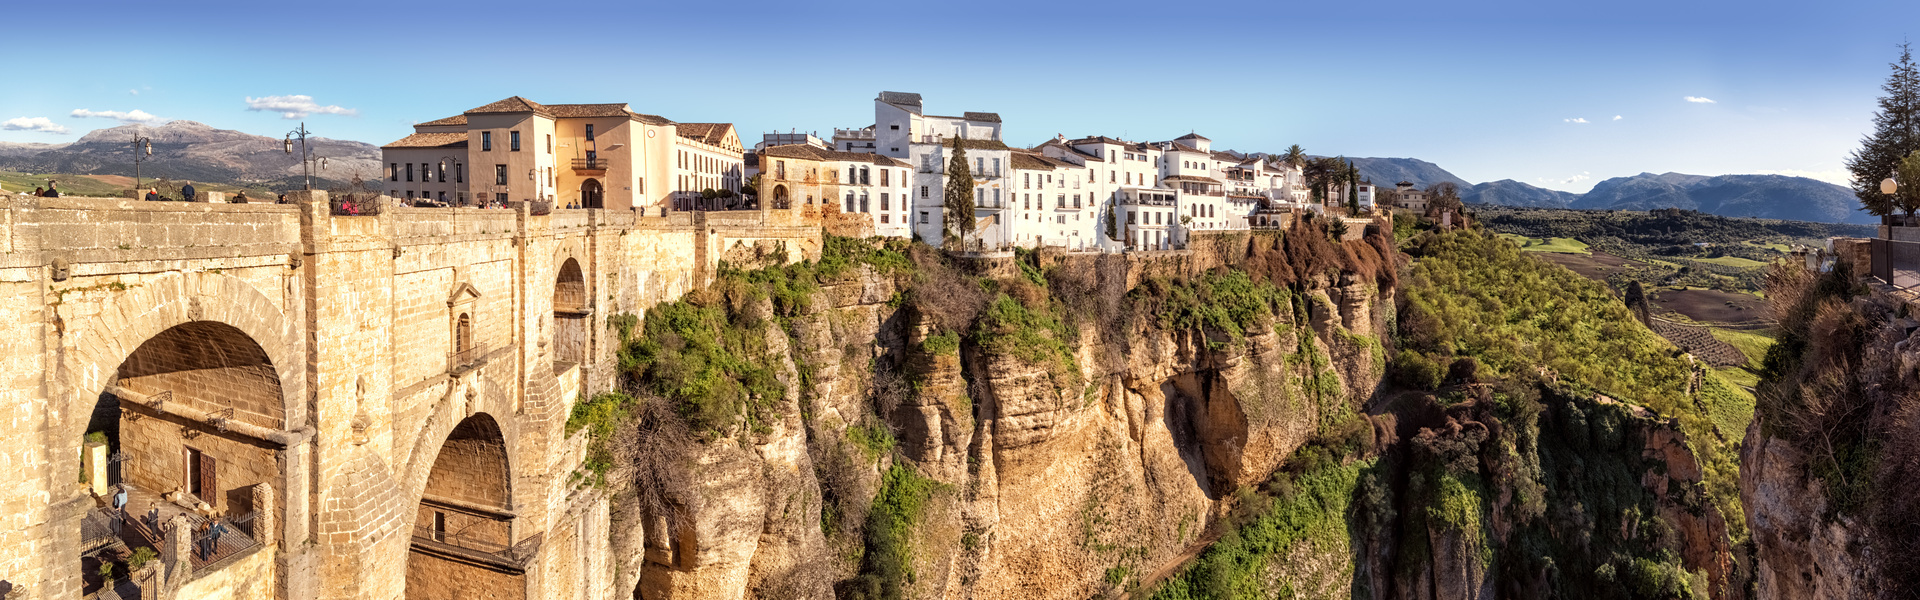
(456, 314, 473, 367)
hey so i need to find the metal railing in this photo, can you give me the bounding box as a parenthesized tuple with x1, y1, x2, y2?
(571, 158, 610, 170)
(412, 522, 536, 564)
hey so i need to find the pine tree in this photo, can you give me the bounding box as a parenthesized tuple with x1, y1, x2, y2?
(1846, 42, 1920, 217)
(942, 142, 976, 246)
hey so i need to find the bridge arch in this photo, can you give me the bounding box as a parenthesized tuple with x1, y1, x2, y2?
(404, 411, 524, 600)
(58, 272, 298, 596)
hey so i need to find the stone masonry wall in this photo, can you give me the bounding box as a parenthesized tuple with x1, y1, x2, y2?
(0, 194, 820, 600)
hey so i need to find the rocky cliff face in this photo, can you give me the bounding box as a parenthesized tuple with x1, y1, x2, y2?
(1740, 425, 1875, 600)
(604, 231, 1401, 599)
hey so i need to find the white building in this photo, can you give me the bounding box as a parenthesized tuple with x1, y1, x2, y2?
(856, 92, 1014, 247)
(671, 123, 746, 210)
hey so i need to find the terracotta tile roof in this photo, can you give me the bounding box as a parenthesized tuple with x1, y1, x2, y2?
(676, 123, 734, 145)
(1163, 175, 1223, 184)
(942, 138, 1011, 151)
(757, 144, 908, 167)
(879, 91, 923, 110)
(1010, 153, 1054, 170)
(383, 132, 470, 149)
(1175, 133, 1211, 142)
(546, 103, 632, 118)
(419, 114, 467, 127)
(1164, 142, 1208, 155)
(466, 96, 549, 116)
(1209, 150, 1242, 162)
(963, 112, 1002, 123)
(1035, 139, 1105, 162)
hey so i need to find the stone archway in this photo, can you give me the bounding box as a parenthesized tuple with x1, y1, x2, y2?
(581, 179, 605, 209)
(79, 320, 288, 596)
(553, 258, 588, 370)
(405, 413, 523, 600)
(772, 184, 789, 210)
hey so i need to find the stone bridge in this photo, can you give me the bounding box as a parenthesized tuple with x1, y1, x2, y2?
(0, 192, 819, 600)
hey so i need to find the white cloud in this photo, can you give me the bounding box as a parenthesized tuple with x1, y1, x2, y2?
(1754, 168, 1852, 186)
(1564, 117, 1589, 123)
(2, 117, 68, 134)
(128, 89, 138, 95)
(1685, 96, 1716, 104)
(1613, 115, 1624, 121)
(1536, 171, 1592, 186)
(70, 108, 163, 124)
(245, 95, 357, 119)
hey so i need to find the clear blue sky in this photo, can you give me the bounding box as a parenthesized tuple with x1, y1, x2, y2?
(4, 0, 1918, 192)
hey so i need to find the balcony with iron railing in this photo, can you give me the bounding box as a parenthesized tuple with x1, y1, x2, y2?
(571, 158, 610, 173)
(411, 522, 541, 571)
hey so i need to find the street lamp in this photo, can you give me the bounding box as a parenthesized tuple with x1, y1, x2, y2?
(283, 122, 327, 190)
(130, 134, 153, 194)
(1884, 168, 1899, 196)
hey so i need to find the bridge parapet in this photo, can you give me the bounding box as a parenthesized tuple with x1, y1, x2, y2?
(7, 196, 302, 260)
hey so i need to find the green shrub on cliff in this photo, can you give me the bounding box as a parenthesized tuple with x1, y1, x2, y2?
(849, 464, 946, 600)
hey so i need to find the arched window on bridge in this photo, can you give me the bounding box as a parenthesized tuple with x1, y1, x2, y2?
(553, 258, 587, 370)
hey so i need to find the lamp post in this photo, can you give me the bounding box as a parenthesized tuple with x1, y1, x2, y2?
(282, 122, 326, 190)
(130, 134, 153, 195)
(1886, 168, 1901, 224)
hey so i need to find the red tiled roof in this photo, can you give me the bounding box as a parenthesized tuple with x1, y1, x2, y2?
(418, 114, 467, 127)
(466, 96, 548, 116)
(758, 144, 909, 167)
(676, 123, 734, 146)
(383, 132, 470, 149)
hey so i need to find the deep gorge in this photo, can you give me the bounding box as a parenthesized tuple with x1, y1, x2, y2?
(572, 219, 1905, 600)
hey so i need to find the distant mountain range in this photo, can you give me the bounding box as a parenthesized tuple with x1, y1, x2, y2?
(0, 122, 1871, 224)
(0, 120, 380, 189)
(1348, 157, 1872, 225)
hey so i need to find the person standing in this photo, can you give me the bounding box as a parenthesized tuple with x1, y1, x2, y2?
(41, 182, 59, 198)
(180, 182, 197, 202)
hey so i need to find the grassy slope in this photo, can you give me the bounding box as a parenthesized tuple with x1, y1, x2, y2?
(1708, 328, 1774, 369)
(1400, 229, 1747, 540)
(1497, 233, 1591, 254)
(1693, 256, 1769, 268)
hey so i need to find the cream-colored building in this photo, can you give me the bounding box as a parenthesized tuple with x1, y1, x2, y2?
(383, 97, 689, 213)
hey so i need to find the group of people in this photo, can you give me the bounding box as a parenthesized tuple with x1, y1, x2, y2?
(142, 183, 195, 202)
(28, 182, 59, 197)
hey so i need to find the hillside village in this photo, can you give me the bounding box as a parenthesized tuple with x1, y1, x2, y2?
(379, 91, 1435, 252)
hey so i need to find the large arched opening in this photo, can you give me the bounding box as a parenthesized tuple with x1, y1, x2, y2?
(771, 184, 789, 210)
(553, 258, 588, 371)
(405, 413, 523, 600)
(80, 321, 284, 596)
(580, 179, 605, 209)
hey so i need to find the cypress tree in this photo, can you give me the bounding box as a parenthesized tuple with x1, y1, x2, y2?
(942, 142, 976, 246)
(1106, 199, 1119, 240)
(1846, 42, 1920, 217)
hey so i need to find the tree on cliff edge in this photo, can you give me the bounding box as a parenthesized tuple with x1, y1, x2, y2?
(942, 142, 976, 247)
(1846, 42, 1920, 217)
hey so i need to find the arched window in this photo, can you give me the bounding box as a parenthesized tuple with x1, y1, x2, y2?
(553, 259, 587, 368)
(456, 313, 473, 366)
(772, 185, 790, 209)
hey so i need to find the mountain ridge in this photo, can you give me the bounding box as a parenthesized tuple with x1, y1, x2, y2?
(0, 120, 380, 188)
(1347, 157, 1871, 224)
